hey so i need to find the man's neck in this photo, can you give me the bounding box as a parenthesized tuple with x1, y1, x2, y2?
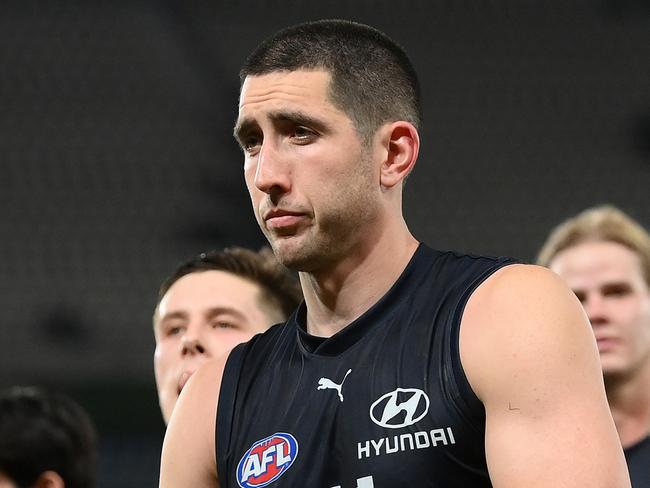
(300, 227, 418, 338)
(606, 361, 650, 449)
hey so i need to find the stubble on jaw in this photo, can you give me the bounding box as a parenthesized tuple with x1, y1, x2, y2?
(267, 168, 379, 273)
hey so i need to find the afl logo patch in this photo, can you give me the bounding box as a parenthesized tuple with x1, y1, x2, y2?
(236, 432, 298, 487)
(370, 388, 430, 429)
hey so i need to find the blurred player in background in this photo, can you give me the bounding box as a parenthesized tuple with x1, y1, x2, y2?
(539, 205, 650, 486)
(153, 246, 301, 423)
(0, 386, 96, 488)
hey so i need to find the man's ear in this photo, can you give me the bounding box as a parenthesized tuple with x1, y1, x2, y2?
(378, 121, 420, 189)
(32, 471, 65, 488)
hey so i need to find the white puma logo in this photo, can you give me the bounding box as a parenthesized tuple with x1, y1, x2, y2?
(317, 369, 352, 402)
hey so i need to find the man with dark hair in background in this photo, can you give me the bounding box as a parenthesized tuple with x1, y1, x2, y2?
(160, 20, 630, 487)
(153, 246, 302, 424)
(538, 205, 650, 487)
(0, 386, 96, 488)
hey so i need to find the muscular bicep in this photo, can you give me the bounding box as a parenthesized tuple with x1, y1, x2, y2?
(461, 265, 630, 488)
(160, 359, 224, 488)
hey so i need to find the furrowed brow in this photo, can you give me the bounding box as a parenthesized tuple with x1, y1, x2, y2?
(267, 110, 330, 133)
(234, 110, 330, 140)
(233, 118, 257, 147)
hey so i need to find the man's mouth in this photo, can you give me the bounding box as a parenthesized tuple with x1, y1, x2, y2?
(595, 336, 618, 352)
(264, 209, 305, 231)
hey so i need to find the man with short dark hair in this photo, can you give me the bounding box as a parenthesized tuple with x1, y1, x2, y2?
(160, 20, 630, 487)
(153, 246, 302, 424)
(0, 386, 96, 488)
(538, 205, 650, 486)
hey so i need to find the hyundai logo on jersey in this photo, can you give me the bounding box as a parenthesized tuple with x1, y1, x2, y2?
(236, 432, 299, 488)
(370, 388, 430, 429)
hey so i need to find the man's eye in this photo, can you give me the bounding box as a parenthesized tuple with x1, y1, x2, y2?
(292, 126, 315, 140)
(211, 321, 235, 329)
(602, 285, 631, 298)
(166, 326, 183, 337)
(243, 137, 261, 153)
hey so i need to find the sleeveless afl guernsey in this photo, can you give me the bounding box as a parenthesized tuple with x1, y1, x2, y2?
(217, 244, 515, 488)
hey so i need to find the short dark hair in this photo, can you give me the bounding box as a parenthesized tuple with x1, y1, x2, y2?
(156, 247, 302, 320)
(240, 19, 422, 141)
(0, 386, 96, 488)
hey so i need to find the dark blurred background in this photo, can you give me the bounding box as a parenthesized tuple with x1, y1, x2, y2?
(1, 1, 648, 486)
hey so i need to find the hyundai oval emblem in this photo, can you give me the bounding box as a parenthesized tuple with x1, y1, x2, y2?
(369, 388, 430, 429)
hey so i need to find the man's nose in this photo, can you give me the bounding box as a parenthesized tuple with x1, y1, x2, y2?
(254, 140, 291, 196)
(180, 327, 207, 356)
(584, 293, 607, 326)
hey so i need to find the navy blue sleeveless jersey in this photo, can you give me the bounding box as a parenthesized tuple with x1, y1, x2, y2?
(625, 436, 650, 487)
(217, 244, 515, 488)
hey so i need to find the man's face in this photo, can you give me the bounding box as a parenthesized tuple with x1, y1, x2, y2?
(153, 270, 282, 423)
(549, 241, 650, 379)
(235, 69, 381, 271)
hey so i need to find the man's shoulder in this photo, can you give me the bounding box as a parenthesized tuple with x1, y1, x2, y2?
(460, 263, 595, 391)
(462, 263, 581, 331)
(415, 244, 519, 296)
(430, 246, 516, 264)
(421, 244, 517, 274)
(470, 263, 567, 303)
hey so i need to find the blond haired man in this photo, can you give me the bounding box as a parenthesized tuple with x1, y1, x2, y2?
(539, 205, 650, 486)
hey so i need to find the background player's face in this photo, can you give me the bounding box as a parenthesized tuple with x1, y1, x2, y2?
(549, 241, 650, 379)
(236, 70, 381, 272)
(153, 270, 281, 423)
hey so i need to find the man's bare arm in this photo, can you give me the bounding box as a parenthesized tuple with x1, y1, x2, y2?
(159, 358, 225, 488)
(461, 264, 630, 487)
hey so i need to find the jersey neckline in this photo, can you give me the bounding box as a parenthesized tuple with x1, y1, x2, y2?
(294, 242, 434, 356)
